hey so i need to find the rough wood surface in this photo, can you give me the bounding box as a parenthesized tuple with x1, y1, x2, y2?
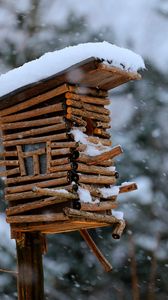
(77, 163, 116, 176)
(66, 115, 87, 126)
(0, 84, 68, 117)
(51, 141, 77, 149)
(0, 167, 20, 177)
(67, 85, 107, 98)
(1, 102, 64, 123)
(119, 182, 138, 193)
(16, 232, 44, 300)
(6, 176, 70, 194)
(79, 174, 116, 185)
(6, 171, 68, 184)
(64, 207, 119, 224)
(3, 132, 69, 146)
(87, 145, 123, 165)
(80, 229, 112, 272)
(77, 154, 113, 167)
(65, 92, 110, 106)
(87, 136, 112, 146)
(7, 213, 69, 224)
(81, 201, 118, 211)
(0, 160, 19, 166)
(4, 123, 67, 141)
(6, 177, 69, 201)
(32, 186, 78, 199)
(1, 116, 64, 130)
(112, 220, 126, 239)
(17, 145, 26, 176)
(93, 128, 110, 139)
(67, 107, 110, 122)
(66, 99, 110, 115)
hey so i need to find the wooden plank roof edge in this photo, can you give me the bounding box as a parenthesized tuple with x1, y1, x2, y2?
(0, 57, 142, 109)
(0, 57, 99, 108)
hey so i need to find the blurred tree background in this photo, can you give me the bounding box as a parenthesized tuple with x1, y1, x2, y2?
(0, 0, 168, 299)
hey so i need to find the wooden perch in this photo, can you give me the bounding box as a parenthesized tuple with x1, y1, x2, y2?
(63, 207, 119, 225)
(80, 229, 112, 272)
(32, 186, 78, 200)
(112, 220, 126, 239)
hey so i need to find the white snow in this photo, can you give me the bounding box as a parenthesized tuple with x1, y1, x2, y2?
(77, 187, 92, 203)
(0, 41, 145, 98)
(99, 186, 120, 198)
(112, 210, 124, 220)
(71, 128, 109, 156)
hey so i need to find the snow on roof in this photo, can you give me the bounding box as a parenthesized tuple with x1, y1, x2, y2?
(0, 41, 145, 98)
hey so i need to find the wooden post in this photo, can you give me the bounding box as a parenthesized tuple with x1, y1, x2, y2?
(16, 232, 44, 300)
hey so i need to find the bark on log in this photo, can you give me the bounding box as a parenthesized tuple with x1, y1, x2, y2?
(77, 163, 116, 176)
(65, 92, 110, 105)
(112, 220, 126, 239)
(7, 213, 69, 224)
(81, 201, 118, 211)
(67, 107, 110, 122)
(32, 186, 78, 199)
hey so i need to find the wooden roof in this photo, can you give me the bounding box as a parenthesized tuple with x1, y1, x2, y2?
(0, 57, 141, 110)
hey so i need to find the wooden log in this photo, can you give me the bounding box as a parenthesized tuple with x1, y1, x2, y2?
(3, 132, 69, 147)
(66, 115, 87, 127)
(80, 229, 112, 272)
(0, 167, 20, 177)
(93, 128, 110, 139)
(67, 85, 108, 98)
(79, 184, 101, 198)
(64, 207, 120, 225)
(6, 195, 72, 216)
(51, 148, 71, 156)
(6, 171, 68, 184)
(77, 163, 116, 176)
(7, 213, 69, 224)
(81, 201, 118, 211)
(65, 92, 110, 106)
(0, 160, 19, 166)
(66, 99, 110, 115)
(96, 121, 111, 129)
(33, 154, 40, 175)
(23, 148, 46, 158)
(50, 157, 70, 166)
(32, 186, 78, 199)
(87, 136, 112, 146)
(67, 107, 110, 122)
(5, 177, 69, 201)
(0, 151, 18, 157)
(46, 141, 51, 174)
(49, 163, 72, 173)
(6, 176, 70, 194)
(51, 141, 77, 149)
(16, 145, 26, 176)
(79, 174, 116, 185)
(119, 182, 138, 193)
(1, 103, 65, 123)
(112, 220, 126, 239)
(0, 84, 68, 117)
(87, 145, 123, 165)
(4, 123, 67, 141)
(1, 116, 64, 130)
(77, 154, 113, 167)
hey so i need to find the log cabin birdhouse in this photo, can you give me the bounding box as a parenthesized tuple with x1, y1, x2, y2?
(0, 42, 144, 272)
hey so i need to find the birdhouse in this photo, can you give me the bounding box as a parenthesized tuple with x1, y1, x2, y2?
(0, 42, 144, 271)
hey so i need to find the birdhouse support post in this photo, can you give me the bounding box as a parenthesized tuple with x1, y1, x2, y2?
(16, 232, 44, 300)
